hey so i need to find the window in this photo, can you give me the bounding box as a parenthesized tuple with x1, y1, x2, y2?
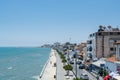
(87, 40, 92, 44)
(90, 34, 92, 37)
(114, 47, 116, 51)
(110, 47, 114, 51)
(119, 48, 120, 57)
(93, 33, 95, 36)
(89, 40, 92, 44)
(87, 41, 89, 44)
(87, 46, 92, 51)
(109, 40, 114, 43)
(114, 40, 117, 42)
(98, 33, 101, 36)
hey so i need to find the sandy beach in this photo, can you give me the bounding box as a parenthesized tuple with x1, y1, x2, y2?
(39, 49, 56, 80)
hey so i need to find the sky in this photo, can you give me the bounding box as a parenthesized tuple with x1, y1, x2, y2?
(0, 0, 120, 46)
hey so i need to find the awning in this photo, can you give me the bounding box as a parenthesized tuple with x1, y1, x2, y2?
(109, 72, 119, 77)
(92, 60, 106, 67)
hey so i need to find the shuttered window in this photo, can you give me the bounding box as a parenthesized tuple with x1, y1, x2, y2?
(119, 48, 120, 57)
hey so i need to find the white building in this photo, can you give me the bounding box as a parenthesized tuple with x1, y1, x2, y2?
(87, 33, 96, 59)
(87, 26, 120, 58)
(105, 40, 120, 73)
(115, 41, 120, 60)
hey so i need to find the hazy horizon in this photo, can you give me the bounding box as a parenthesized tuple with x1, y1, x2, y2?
(0, 0, 120, 46)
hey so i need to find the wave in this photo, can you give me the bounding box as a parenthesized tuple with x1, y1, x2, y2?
(31, 75, 39, 80)
(8, 66, 13, 70)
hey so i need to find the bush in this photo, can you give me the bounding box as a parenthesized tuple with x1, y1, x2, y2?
(62, 59, 67, 63)
(73, 77, 81, 80)
(56, 49, 67, 64)
(56, 49, 66, 60)
(103, 69, 108, 77)
(63, 64, 73, 71)
(60, 55, 65, 59)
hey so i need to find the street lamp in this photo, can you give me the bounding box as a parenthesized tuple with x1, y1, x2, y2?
(75, 51, 78, 78)
(66, 48, 70, 76)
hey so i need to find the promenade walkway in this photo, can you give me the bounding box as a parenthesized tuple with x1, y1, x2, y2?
(55, 50, 75, 80)
(39, 49, 56, 80)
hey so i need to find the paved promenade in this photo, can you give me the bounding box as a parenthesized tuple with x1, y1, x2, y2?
(39, 49, 56, 80)
(39, 49, 75, 80)
(55, 50, 75, 80)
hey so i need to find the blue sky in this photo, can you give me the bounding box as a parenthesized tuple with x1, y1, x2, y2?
(0, 0, 120, 46)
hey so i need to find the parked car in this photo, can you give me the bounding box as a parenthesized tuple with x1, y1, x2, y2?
(69, 60, 74, 64)
(76, 61, 82, 65)
(86, 58, 90, 62)
(78, 55, 83, 60)
(93, 58, 98, 62)
(79, 64, 85, 69)
(67, 57, 70, 61)
(80, 73, 89, 80)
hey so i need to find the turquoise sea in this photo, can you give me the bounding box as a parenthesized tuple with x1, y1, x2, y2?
(0, 47, 50, 80)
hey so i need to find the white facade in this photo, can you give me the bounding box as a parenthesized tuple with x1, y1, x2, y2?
(92, 35, 96, 59)
(87, 33, 96, 59)
(116, 44, 120, 60)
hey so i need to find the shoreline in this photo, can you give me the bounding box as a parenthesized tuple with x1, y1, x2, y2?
(39, 49, 56, 80)
(39, 52, 50, 78)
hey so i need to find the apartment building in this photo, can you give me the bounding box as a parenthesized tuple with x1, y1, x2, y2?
(87, 26, 120, 58)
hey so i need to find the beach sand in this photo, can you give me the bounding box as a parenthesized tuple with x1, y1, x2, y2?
(39, 49, 56, 80)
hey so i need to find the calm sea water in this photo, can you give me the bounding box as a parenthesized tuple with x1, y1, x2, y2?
(0, 47, 50, 80)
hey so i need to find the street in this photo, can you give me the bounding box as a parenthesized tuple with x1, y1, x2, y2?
(71, 60, 102, 80)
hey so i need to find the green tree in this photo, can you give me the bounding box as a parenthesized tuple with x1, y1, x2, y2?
(63, 64, 73, 71)
(73, 77, 82, 80)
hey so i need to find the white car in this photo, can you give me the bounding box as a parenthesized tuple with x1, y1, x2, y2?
(80, 73, 89, 80)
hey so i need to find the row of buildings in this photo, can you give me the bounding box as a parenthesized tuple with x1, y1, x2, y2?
(77, 26, 120, 78)
(41, 26, 120, 79)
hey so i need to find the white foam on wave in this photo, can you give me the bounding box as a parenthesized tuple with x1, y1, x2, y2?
(31, 75, 39, 80)
(8, 66, 13, 70)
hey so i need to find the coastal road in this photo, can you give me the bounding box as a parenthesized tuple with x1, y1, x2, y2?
(55, 50, 66, 80)
(72, 62, 97, 80)
(55, 50, 75, 80)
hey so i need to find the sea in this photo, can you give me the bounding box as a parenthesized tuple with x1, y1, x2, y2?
(0, 47, 51, 80)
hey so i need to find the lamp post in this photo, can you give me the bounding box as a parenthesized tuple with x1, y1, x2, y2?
(75, 50, 78, 78)
(67, 48, 70, 76)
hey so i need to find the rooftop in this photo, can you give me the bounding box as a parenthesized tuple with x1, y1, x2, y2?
(115, 41, 120, 44)
(92, 59, 106, 67)
(105, 55, 119, 63)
